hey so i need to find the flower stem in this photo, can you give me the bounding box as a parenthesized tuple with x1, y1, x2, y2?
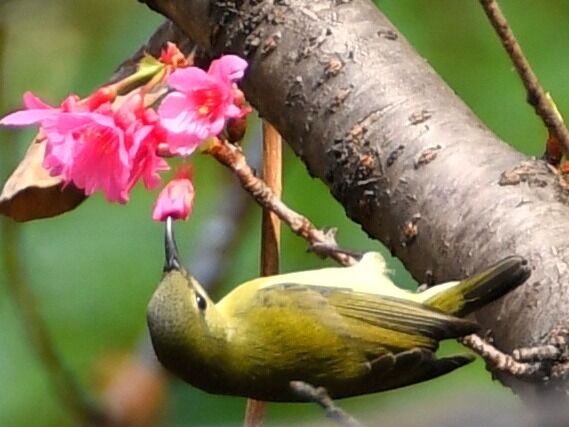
(109, 57, 165, 95)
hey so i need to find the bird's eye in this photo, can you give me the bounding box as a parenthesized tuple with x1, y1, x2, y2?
(195, 293, 207, 311)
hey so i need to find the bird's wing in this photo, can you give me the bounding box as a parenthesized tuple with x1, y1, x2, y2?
(358, 348, 474, 395)
(251, 283, 478, 353)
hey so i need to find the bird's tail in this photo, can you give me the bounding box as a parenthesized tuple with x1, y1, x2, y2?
(423, 256, 531, 316)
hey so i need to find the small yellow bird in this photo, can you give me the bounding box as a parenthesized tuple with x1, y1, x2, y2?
(147, 218, 531, 401)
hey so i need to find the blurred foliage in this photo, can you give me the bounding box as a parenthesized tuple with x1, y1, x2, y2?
(0, 1, 567, 426)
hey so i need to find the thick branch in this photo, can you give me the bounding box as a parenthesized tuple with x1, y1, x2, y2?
(137, 0, 569, 408)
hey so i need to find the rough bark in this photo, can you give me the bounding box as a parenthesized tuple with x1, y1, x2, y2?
(138, 0, 569, 413)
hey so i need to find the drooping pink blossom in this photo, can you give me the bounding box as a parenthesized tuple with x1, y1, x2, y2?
(0, 90, 168, 203)
(152, 167, 195, 221)
(158, 55, 249, 156)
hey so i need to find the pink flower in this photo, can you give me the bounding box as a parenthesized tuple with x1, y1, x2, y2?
(152, 168, 195, 221)
(61, 112, 132, 202)
(158, 55, 248, 156)
(0, 91, 168, 203)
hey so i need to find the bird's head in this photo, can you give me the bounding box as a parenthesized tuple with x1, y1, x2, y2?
(147, 217, 219, 364)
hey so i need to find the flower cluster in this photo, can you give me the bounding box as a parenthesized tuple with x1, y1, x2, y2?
(0, 48, 249, 221)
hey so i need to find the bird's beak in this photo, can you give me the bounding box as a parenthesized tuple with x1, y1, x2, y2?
(164, 216, 182, 272)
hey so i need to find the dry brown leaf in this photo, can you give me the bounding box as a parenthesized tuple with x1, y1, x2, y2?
(0, 138, 86, 222)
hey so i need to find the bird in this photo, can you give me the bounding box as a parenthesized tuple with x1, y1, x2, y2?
(147, 217, 531, 402)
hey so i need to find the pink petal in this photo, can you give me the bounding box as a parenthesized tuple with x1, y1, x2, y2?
(127, 125, 170, 191)
(167, 67, 209, 92)
(209, 55, 248, 81)
(142, 157, 170, 190)
(23, 91, 54, 109)
(0, 109, 57, 126)
(50, 112, 114, 132)
(158, 92, 192, 122)
(165, 130, 202, 157)
(159, 93, 212, 145)
(208, 117, 226, 135)
(68, 121, 132, 203)
(114, 93, 145, 128)
(224, 104, 242, 118)
(43, 132, 76, 178)
(60, 95, 82, 112)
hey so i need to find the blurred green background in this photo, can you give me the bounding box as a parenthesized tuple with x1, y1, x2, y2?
(0, 1, 567, 426)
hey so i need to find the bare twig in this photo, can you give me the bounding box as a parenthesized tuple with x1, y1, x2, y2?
(479, 0, 569, 157)
(205, 138, 357, 267)
(460, 335, 544, 380)
(290, 381, 364, 427)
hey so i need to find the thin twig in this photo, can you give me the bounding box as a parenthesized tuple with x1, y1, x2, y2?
(0, 21, 105, 425)
(205, 138, 357, 267)
(479, 0, 569, 156)
(290, 381, 364, 427)
(460, 335, 544, 380)
(244, 122, 283, 427)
